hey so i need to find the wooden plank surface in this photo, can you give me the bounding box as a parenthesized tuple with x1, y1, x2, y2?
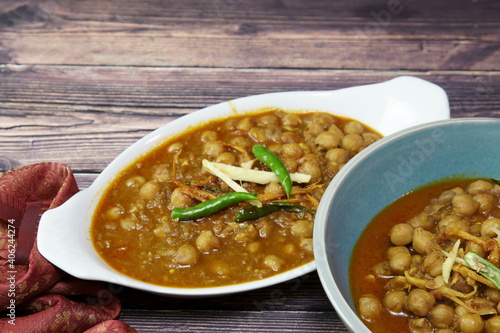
(1, 0, 499, 332)
(1, 67, 499, 173)
(0, 0, 499, 69)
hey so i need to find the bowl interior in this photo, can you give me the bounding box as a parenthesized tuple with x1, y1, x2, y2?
(314, 118, 500, 332)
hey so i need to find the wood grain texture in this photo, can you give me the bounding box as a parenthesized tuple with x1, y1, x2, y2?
(0, 0, 498, 70)
(1, 66, 498, 173)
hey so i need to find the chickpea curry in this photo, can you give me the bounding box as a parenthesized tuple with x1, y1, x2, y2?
(91, 109, 381, 288)
(351, 178, 500, 333)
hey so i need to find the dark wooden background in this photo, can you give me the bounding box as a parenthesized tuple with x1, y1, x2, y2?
(1, 0, 499, 332)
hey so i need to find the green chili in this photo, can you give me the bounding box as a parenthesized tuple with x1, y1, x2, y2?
(234, 202, 315, 222)
(491, 178, 500, 187)
(463, 251, 500, 289)
(234, 205, 281, 222)
(267, 201, 315, 214)
(171, 192, 258, 221)
(252, 145, 292, 198)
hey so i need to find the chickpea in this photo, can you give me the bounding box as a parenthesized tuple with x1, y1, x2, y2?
(341, 134, 365, 154)
(269, 127, 284, 142)
(383, 291, 406, 313)
(444, 218, 471, 242)
(459, 313, 484, 333)
(465, 240, 486, 258)
(248, 127, 268, 142)
(389, 252, 411, 275)
(304, 122, 325, 137)
(327, 161, 341, 175)
(229, 136, 251, 149)
(282, 143, 304, 159)
(468, 179, 494, 194)
(234, 224, 258, 242)
(167, 142, 183, 152)
(486, 288, 500, 303)
(297, 160, 322, 182)
(256, 220, 272, 238)
(387, 246, 410, 258)
(315, 131, 341, 150)
(408, 211, 434, 230)
(264, 181, 285, 196)
(311, 113, 335, 129)
(120, 217, 136, 231)
(152, 164, 170, 182)
(196, 230, 221, 253)
(481, 218, 500, 237)
(211, 261, 229, 276)
(373, 261, 391, 277)
(106, 206, 123, 220)
(485, 316, 500, 333)
(282, 158, 298, 173)
(344, 121, 364, 135)
(257, 114, 279, 126)
(325, 148, 348, 164)
(299, 153, 321, 164)
(104, 221, 118, 230)
(389, 223, 414, 246)
(203, 141, 225, 157)
(406, 289, 435, 316)
(176, 244, 199, 266)
(409, 318, 432, 333)
(291, 220, 314, 238)
(428, 304, 455, 328)
(300, 238, 313, 253)
(263, 255, 285, 271)
(281, 131, 302, 143)
(139, 181, 161, 200)
(328, 124, 344, 139)
(358, 294, 382, 321)
(216, 152, 236, 165)
(283, 243, 296, 255)
(436, 189, 456, 205)
(452, 193, 479, 217)
(474, 193, 495, 212)
(247, 241, 261, 253)
(169, 187, 196, 208)
(200, 130, 218, 142)
(412, 227, 437, 255)
(282, 113, 302, 127)
(362, 132, 381, 146)
(423, 251, 444, 277)
(125, 176, 146, 188)
(412, 254, 424, 266)
(385, 276, 407, 291)
(236, 117, 255, 131)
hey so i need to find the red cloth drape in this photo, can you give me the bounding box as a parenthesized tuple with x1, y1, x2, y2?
(0, 163, 138, 333)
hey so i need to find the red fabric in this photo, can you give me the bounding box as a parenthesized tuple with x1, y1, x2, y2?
(0, 163, 139, 333)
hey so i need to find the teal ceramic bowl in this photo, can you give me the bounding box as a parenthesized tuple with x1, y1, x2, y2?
(313, 117, 500, 333)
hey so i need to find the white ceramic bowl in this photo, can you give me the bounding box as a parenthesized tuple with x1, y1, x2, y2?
(38, 76, 450, 297)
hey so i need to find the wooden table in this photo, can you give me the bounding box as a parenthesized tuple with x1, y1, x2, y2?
(1, 0, 498, 332)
